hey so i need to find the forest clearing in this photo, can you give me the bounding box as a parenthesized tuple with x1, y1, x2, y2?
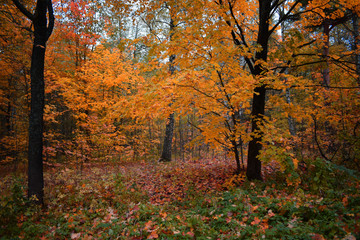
(1, 0, 360, 239)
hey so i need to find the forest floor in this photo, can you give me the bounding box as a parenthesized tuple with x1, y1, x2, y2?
(0, 157, 359, 239)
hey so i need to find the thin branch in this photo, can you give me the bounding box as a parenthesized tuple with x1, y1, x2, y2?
(46, 0, 55, 41)
(223, 0, 255, 73)
(11, 0, 34, 20)
(313, 116, 330, 161)
(269, 0, 302, 36)
(216, 70, 234, 111)
(227, 1, 248, 49)
(177, 84, 231, 109)
(269, 0, 284, 19)
(140, 16, 163, 42)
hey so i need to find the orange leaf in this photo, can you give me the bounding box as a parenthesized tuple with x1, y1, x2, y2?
(144, 220, 153, 231)
(251, 216, 261, 225)
(147, 231, 158, 239)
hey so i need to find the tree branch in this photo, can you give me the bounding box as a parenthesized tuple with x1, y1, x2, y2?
(46, 0, 55, 41)
(177, 84, 231, 109)
(11, 0, 34, 20)
(269, 0, 302, 36)
(312, 115, 330, 161)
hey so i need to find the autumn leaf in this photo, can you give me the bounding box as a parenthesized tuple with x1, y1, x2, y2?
(71, 233, 81, 239)
(251, 217, 261, 225)
(147, 231, 159, 239)
(144, 220, 153, 231)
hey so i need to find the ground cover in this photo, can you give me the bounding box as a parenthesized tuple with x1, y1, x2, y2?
(1, 158, 359, 239)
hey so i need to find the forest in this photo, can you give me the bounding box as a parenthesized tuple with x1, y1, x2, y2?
(0, 0, 359, 239)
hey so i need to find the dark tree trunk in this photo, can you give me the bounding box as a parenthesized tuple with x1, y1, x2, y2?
(28, 41, 46, 204)
(12, 0, 54, 205)
(160, 14, 176, 162)
(223, 0, 304, 180)
(353, 15, 360, 86)
(246, 0, 271, 181)
(322, 23, 330, 88)
(247, 86, 266, 180)
(231, 139, 241, 174)
(159, 113, 175, 162)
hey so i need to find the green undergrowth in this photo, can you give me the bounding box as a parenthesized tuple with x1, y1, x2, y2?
(1, 162, 359, 240)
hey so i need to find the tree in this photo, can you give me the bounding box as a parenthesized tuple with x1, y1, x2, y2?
(159, 6, 176, 162)
(11, 0, 54, 204)
(214, 0, 306, 180)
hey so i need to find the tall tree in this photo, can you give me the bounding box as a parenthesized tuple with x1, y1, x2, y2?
(11, 0, 54, 204)
(218, 0, 304, 180)
(159, 10, 176, 162)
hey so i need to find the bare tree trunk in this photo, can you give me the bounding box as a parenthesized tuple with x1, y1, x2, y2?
(12, 0, 54, 205)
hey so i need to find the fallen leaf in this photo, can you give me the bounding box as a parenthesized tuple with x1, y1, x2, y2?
(251, 217, 261, 225)
(71, 233, 81, 239)
(147, 231, 158, 239)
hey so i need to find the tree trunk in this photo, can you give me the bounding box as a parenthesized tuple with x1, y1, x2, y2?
(231, 139, 241, 174)
(159, 14, 176, 162)
(247, 86, 266, 180)
(322, 23, 330, 88)
(353, 15, 360, 86)
(28, 35, 46, 204)
(246, 0, 271, 181)
(12, 0, 54, 205)
(159, 113, 175, 162)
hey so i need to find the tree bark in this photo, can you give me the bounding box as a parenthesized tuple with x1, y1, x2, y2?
(247, 86, 266, 180)
(159, 14, 176, 162)
(353, 15, 360, 86)
(231, 139, 241, 174)
(159, 113, 175, 162)
(322, 23, 330, 88)
(246, 0, 272, 181)
(12, 0, 54, 205)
